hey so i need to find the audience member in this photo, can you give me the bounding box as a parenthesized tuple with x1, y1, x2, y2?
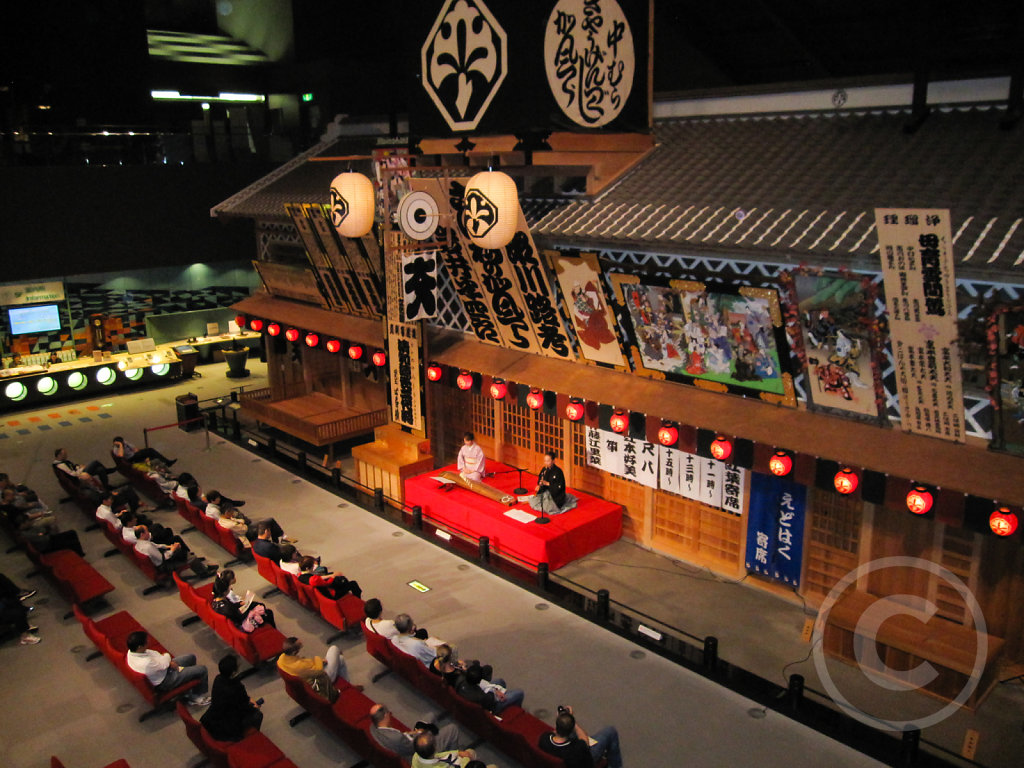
(363, 598, 398, 638)
(296, 556, 361, 599)
(0, 592, 40, 645)
(455, 662, 524, 715)
(0, 572, 35, 603)
(537, 707, 623, 768)
(411, 731, 482, 768)
(52, 447, 109, 490)
(200, 653, 263, 741)
(208, 491, 286, 542)
(276, 636, 360, 701)
(125, 630, 210, 706)
(134, 525, 216, 577)
(210, 570, 275, 629)
(251, 522, 282, 561)
(393, 614, 440, 666)
(277, 543, 303, 575)
(430, 644, 492, 687)
(369, 704, 464, 760)
(112, 436, 176, 467)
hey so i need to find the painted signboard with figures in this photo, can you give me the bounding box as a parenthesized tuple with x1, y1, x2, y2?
(409, 0, 650, 136)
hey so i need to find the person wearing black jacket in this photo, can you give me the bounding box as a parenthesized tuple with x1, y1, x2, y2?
(200, 654, 263, 741)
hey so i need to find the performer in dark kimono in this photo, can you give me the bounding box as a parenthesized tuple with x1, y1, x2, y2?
(528, 452, 577, 516)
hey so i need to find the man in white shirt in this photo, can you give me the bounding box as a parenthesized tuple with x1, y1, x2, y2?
(52, 447, 109, 490)
(392, 614, 438, 666)
(95, 493, 123, 530)
(363, 598, 399, 638)
(456, 432, 485, 482)
(125, 630, 210, 706)
(134, 526, 216, 577)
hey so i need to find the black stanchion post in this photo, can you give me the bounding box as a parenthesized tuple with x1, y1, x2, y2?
(374, 488, 384, 513)
(898, 727, 920, 767)
(267, 436, 276, 455)
(537, 562, 549, 591)
(206, 411, 218, 432)
(478, 536, 490, 563)
(596, 589, 610, 623)
(703, 636, 719, 672)
(296, 451, 306, 473)
(231, 415, 241, 440)
(788, 674, 804, 712)
(412, 505, 423, 530)
(331, 467, 341, 487)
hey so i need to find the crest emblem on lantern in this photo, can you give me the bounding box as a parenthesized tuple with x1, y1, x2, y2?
(329, 188, 350, 228)
(421, 0, 507, 131)
(461, 188, 499, 239)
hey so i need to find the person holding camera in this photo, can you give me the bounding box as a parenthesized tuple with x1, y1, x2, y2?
(368, 704, 464, 760)
(200, 653, 264, 741)
(538, 705, 623, 768)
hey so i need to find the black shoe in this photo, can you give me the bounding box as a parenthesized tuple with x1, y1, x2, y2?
(167, 459, 178, 467)
(18, 589, 37, 601)
(27, 625, 38, 632)
(234, 500, 246, 507)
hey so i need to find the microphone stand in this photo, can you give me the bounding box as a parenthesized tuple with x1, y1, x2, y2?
(512, 466, 528, 495)
(533, 488, 551, 525)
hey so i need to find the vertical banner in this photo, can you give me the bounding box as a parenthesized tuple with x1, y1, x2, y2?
(698, 458, 722, 508)
(745, 473, 806, 586)
(621, 435, 658, 488)
(658, 445, 745, 514)
(387, 320, 423, 431)
(401, 251, 439, 321)
(876, 208, 964, 442)
(585, 426, 624, 477)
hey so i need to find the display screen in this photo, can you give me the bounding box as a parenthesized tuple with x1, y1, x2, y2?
(8, 304, 62, 335)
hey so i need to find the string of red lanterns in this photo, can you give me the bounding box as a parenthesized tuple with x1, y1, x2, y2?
(609, 410, 628, 434)
(489, 379, 507, 400)
(834, 467, 859, 495)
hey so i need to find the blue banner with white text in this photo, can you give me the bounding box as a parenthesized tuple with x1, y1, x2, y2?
(744, 473, 806, 587)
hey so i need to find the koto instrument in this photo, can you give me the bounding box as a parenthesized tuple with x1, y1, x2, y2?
(433, 470, 517, 506)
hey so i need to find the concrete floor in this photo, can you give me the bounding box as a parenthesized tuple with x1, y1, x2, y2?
(0, 359, 948, 768)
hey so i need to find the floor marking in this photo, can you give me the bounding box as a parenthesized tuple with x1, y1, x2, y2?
(98, 413, 112, 419)
(59, 421, 72, 427)
(86, 405, 100, 411)
(28, 417, 42, 422)
(78, 417, 92, 423)
(7, 420, 20, 426)
(37, 425, 52, 431)
(16, 429, 30, 435)
(48, 413, 61, 419)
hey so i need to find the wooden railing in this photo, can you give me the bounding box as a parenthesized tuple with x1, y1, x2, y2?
(316, 408, 388, 443)
(240, 394, 387, 446)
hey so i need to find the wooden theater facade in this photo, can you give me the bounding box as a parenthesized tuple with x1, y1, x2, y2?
(213, 0, 1024, 712)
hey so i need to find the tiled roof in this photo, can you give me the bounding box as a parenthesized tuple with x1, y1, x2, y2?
(533, 106, 1024, 280)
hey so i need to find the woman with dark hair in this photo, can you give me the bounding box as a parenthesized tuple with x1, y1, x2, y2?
(210, 570, 275, 630)
(200, 653, 264, 740)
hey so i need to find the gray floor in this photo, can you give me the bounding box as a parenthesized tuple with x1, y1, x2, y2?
(0, 360, 959, 768)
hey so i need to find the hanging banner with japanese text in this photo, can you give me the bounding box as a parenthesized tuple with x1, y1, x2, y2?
(387, 321, 423, 432)
(875, 208, 964, 442)
(658, 444, 745, 514)
(744, 473, 805, 587)
(401, 251, 439, 321)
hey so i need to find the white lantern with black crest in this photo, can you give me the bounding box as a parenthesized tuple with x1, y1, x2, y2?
(462, 170, 518, 249)
(329, 172, 375, 238)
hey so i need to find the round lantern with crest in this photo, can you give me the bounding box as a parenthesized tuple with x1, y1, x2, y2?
(330, 172, 375, 238)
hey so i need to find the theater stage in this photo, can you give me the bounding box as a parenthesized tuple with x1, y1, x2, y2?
(404, 461, 623, 570)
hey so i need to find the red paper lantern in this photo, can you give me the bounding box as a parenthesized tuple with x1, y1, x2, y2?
(266, 323, 281, 337)
(990, 507, 1019, 537)
(710, 435, 733, 461)
(526, 388, 544, 410)
(235, 314, 246, 329)
(249, 319, 263, 332)
(347, 344, 363, 360)
(325, 339, 341, 353)
(456, 371, 474, 390)
(426, 363, 443, 382)
(304, 332, 319, 348)
(609, 410, 628, 433)
(834, 467, 859, 495)
(906, 486, 934, 515)
(769, 450, 793, 477)
(285, 328, 300, 342)
(489, 379, 507, 400)
(565, 398, 585, 421)
(657, 421, 678, 446)
(372, 350, 387, 367)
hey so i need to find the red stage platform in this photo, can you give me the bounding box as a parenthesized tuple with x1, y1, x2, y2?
(404, 462, 623, 570)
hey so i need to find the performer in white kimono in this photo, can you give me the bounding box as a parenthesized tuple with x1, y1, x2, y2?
(457, 432, 486, 482)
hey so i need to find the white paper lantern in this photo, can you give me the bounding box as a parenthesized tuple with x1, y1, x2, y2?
(462, 170, 518, 249)
(329, 172, 375, 238)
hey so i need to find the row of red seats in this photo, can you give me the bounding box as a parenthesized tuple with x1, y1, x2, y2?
(177, 701, 300, 768)
(52, 464, 104, 524)
(24, 540, 114, 618)
(172, 571, 286, 668)
(111, 451, 175, 508)
(277, 666, 411, 768)
(251, 549, 364, 639)
(176, 496, 251, 566)
(364, 627, 580, 768)
(73, 605, 201, 721)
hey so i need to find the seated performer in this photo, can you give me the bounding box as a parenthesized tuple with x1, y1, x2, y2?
(528, 451, 577, 516)
(457, 432, 485, 482)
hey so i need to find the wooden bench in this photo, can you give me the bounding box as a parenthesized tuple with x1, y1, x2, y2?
(822, 589, 1005, 709)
